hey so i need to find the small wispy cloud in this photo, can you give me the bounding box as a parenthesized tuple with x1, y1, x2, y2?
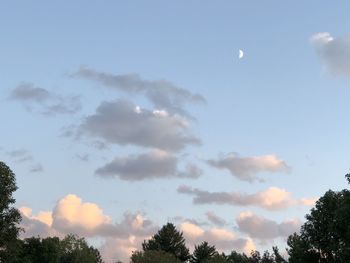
(6, 149, 33, 163)
(10, 82, 81, 116)
(5, 148, 43, 173)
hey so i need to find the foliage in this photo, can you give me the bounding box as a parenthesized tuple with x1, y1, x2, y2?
(226, 250, 249, 262)
(0, 161, 22, 262)
(131, 250, 182, 263)
(17, 235, 103, 263)
(287, 233, 318, 263)
(205, 253, 229, 263)
(190, 241, 218, 263)
(142, 222, 190, 262)
(287, 174, 350, 262)
(60, 234, 103, 263)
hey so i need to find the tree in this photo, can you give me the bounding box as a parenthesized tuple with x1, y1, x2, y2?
(206, 253, 228, 263)
(271, 247, 286, 263)
(0, 162, 22, 262)
(226, 250, 249, 263)
(60, 234, 103, 263)
(287, 174, 350, 262)
(18, 236, 61, 263)
(142, 223, 190, 262)
(17, 235, 104, 263)
(190, 241, 218, 263)
(287, 233, 318, 263)
(131, 250, 181, 263)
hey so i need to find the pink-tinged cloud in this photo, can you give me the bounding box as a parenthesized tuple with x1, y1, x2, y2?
(178, 185, 316, 210)
(180, 222, 256, 255)
(207, 153, 290, 182)
(19, 194, 156, 263)
(236, 211, 302, 240)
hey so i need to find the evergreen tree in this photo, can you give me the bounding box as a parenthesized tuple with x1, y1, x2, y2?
(142, 223, 190, 262)
(190, 241, 218, 263)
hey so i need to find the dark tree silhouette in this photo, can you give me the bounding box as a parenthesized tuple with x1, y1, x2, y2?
(226, 250, 250, 262)
(0, 162, 22, 262)
(287, 174, 350, 262)
(190, 241, 218, 263)
(18, 235, 103, 263)
(142, 223, 190, 262)
(131, 250, 181, 263)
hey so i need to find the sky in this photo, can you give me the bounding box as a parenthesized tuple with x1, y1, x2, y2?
(2, 1, 350, 262)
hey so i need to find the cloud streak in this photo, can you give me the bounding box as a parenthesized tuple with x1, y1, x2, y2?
(207, 153, 290, 182)
(177, 185, 316, 210)
(10, 82, 81, 115)
(96, 150, 202, 181)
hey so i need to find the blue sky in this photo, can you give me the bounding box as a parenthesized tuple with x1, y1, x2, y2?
(2, 1, 350, 262)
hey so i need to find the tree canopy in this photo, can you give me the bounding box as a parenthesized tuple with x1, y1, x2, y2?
(190, 241, 218, 263)
(131, 250, 182, 263)
(17, 235, 103, 263)
(287, 174, 350, 262)
(0, 161, 22, 262)
(142, 222, 190, 262)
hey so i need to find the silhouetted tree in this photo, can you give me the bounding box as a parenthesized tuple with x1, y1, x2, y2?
(18, 236, 61, 262)
(226, 250, 250, 262)
(271, 247, 286, 263)
(287, 233, 318, 263)
(60, 234, 103, 263)
(190, 241, 218, 263)
(249, 251, 261, 263)
(131, 250, 181, 263)
(0, 162, 22, 262)
(287, 174, 350, 262)
(142, 223, 190, 262)
(18, 235, 103, 263)
(206, 253, 228, 263)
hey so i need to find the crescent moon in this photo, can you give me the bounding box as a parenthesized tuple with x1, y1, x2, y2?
(239, 49, 244, 59)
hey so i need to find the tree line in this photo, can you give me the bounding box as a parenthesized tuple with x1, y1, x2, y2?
(1, 161, 350, 262)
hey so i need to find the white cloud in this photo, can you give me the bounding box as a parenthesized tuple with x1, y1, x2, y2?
(19, 194, 156, 263)
(20, 207, 53, 226)
(207, 153, 290, 182)
(19, 207, 59, 239)
(311, 32, 350, 76)
(52, 194, 112, 234)
(19, 194, 262, 262)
